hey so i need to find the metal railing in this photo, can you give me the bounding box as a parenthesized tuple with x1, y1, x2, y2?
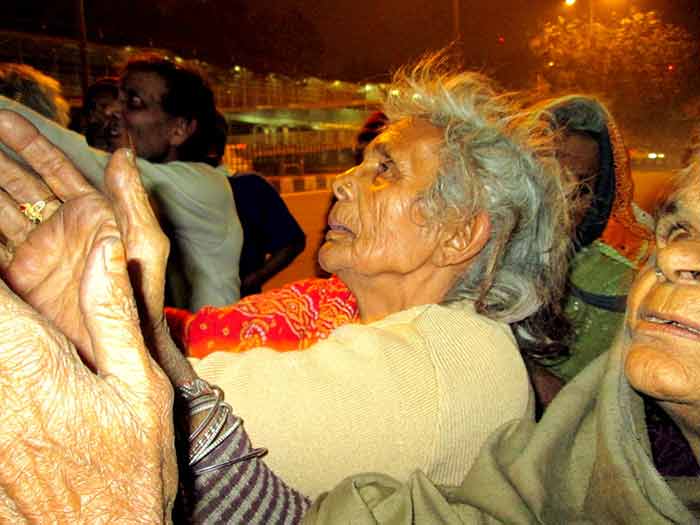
(223, 129, 357, 174)
(0, 31, 375, 110)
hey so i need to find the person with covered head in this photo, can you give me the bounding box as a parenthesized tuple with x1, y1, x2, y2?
(530, 95, 655, 384)
(0, 52, 570, 512)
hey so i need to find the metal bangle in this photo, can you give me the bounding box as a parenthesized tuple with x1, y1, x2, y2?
(190, 408, 243, 466)
(192, 447, 268, 476)
(189, 404, 231, 465)
(189, 387, 223, 443)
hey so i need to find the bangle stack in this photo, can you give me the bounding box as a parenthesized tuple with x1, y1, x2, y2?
(177, 378, 267, 475)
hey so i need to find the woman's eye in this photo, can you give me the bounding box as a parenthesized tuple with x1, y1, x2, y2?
(664, 224, 692, 244)
(378, 160, 391, 173)
(128, 96, 143, 109)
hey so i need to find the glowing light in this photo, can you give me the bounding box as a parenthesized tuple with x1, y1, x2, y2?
(389, 89, 401, 96)
(548, 61, 555, 67)
(647, 153, 658, 159)
(564, 0, 576, 5)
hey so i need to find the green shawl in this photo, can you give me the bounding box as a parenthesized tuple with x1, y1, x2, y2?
(304, 332, 700, 524)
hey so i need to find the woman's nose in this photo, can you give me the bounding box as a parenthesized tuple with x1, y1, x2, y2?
(656, 239, 700, 283)
(332, 168, 356, 201)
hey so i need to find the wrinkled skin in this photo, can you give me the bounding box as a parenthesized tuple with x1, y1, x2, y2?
(320, 118, 444, 278)
(625, 170, 700, 458)
(320, 118, 488, 323)
(0, 110, 177, 522)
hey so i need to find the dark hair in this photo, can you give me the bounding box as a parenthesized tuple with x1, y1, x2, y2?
(84, 77, 119, 113)
(207, 111, 229, 166)
(123, 53, 219, 166)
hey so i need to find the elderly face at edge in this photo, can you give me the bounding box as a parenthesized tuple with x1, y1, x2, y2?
(625, 167, 700, 458)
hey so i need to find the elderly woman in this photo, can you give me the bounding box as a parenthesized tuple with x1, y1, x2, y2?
(0, 55, 568, 512)
(169, 57, 569, 498)
(302, 163, 700, 523)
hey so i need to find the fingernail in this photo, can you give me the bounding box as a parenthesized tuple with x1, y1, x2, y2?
(124, 148, 135, 165)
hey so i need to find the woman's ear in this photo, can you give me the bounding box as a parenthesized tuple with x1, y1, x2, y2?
(434, 211, 491, 267)
(168, 117, 198, 148)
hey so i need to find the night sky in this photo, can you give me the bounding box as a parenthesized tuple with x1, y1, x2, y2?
(3, 0, 699, 86)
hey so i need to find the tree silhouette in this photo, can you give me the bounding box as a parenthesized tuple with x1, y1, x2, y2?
(530, 9, 697, 125)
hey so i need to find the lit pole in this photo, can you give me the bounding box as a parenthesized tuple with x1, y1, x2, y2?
(452, 0, 461, 42)
(564, 0, 594, 47)
(77, 0, 90, 99)
(451, 0, 463, 64)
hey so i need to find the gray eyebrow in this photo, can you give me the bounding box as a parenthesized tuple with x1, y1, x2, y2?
(654, 198, 678, 222)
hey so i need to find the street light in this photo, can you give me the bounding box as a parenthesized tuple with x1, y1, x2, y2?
(564, 0, 594, 47)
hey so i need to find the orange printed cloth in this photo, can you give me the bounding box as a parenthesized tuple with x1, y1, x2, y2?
(166, 275, 359, 358)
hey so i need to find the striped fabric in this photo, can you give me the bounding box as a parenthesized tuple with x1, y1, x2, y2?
(185, 415, 310, 524)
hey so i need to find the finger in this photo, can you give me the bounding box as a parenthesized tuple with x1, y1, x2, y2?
(0, 189, 32, 250)
(80, 233, 154, 391)
(105, 149, 169, 322)
(0, 148, 54, 204)
(0, 110, 94, 201)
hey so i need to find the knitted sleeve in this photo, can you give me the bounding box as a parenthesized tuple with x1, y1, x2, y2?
(180, 414, 310, 524)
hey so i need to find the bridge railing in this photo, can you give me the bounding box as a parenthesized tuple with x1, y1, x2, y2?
(223, 129, 357, 174)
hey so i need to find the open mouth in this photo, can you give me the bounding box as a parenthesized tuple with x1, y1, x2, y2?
(641, 313, 700, 337)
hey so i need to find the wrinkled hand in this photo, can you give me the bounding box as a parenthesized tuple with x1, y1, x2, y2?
(0, 110, 194, 387)
(0, 214, 176, 522)
(0, 111, 121, 365)
(0, 110, 172, 366)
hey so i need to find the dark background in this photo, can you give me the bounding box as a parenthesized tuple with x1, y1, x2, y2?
(3, 0, 699, 85)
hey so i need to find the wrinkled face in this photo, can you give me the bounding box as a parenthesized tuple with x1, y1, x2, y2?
(557, 131, 600, 225)
(625, 177, 700, 405)
(109, 71, 176, 162)
(319, 118, 444, 278)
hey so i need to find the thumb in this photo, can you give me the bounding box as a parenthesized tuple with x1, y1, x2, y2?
(80, 233, 154, 390)
(105, 148, 169, 324)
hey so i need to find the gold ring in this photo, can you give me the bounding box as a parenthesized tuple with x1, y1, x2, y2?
(19, 200, 47, 224)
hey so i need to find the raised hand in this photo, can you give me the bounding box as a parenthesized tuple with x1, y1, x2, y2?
(0, 201, 176, 522)
(0, 109, 195, 386)
(0, 110, 117, 366)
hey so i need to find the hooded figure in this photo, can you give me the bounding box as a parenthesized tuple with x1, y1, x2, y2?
(538, 96, 654, 381)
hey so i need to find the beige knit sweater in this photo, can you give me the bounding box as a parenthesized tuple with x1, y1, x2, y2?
(191, 302, 531, 498)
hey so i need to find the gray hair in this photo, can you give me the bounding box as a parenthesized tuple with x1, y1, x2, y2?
(0, 64, 70, 127)
(382, 53, 571, 327)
